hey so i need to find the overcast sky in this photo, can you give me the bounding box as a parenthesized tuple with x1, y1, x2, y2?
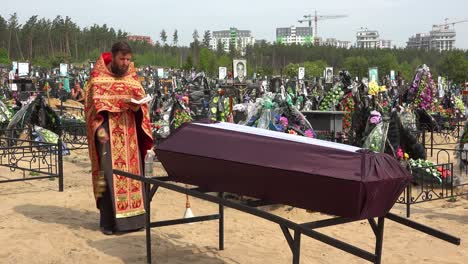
(2, 0, 468, 49)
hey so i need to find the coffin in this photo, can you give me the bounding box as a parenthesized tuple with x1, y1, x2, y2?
(155, 122, 412, 220)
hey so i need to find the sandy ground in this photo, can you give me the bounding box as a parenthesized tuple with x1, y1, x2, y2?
(0, 149, 467, 264)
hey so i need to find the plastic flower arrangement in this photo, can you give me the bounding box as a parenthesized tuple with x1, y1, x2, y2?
(273, 114, 288, 132)
(304, 129, 314, 138)
(368, 82, 386, 96)
(34, 125, 59, 144)
(454, 96, 465, 115)
(319, 86, 344, 111)
(408, 65, 434, 110)
(0, 101, 13, 123)
(415, 79, 432, 110)
(369, 110, 382, 124)
(339, 93, 355, 131)
(396, 147, 404, 160)
(237, 93, 316, 138)
(173, 108, 192, 129)
(210, 95, 232, 122)
(438, 106, 454, 119)
(363, 119, 389, 153)
(437, 166, 451, 179)
(279, 116, 289, 127)
(396, 147, 410, 161)
(380, 97, 390, 114)
(408, 159, 449, 184)
(181, 96, 189, 105)
(404, 153, 409, 160)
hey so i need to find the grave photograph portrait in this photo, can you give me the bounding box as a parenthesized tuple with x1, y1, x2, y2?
(325, 67, 333, 84)
(233, 59, 247, 83)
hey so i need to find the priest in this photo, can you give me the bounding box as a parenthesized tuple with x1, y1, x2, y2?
(85, 41, 153, 235)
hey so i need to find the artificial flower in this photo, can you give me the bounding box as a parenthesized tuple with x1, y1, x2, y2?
(369, 110, 382, 125)
(279, 116, 289, 128)
(304, 129, 314, 138)
(368, 82, 387, 95)
(396, 147, 404, 160)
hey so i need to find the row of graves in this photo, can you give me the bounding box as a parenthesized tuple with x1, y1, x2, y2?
(149, 63, 468, 216)
(0, 62, 89, 189)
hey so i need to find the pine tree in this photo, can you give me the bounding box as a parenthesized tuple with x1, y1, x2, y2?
(202, 30, 211, 48)
(172, 29, 178, 46)
(160, 30, 167, 46)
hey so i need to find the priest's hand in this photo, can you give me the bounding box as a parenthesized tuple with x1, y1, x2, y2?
(97, 128, 109, 144)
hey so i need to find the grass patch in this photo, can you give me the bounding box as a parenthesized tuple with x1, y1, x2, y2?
(447, 196, 457, 202)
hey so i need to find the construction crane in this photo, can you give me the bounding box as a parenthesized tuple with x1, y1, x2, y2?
(298, 10, 347, 46)
(435, 18, 468, 30)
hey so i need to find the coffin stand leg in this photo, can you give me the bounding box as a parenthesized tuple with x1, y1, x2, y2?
(145, 182, 152, 264)
(280, 225, 302, 264)
(406, 184, 411, 218)
(218, 192, 224, 250)
(293, 230, 301, 264)
(374, 217, 385, 264)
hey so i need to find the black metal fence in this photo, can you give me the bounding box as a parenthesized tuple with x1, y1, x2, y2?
(0, 121, 87, 191)
(60, 122, 88, 151)
(396, 118, 468, 217)
(396, 163, 468, 217)
(419, 121, 465, 157)
(0, 135, 63, 191)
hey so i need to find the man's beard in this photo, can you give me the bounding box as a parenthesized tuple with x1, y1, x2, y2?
(111, 62, 129, 77)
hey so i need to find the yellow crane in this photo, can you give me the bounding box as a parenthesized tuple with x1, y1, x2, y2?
(298, 10, 348, 46)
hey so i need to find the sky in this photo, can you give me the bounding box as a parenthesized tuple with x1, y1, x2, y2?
(2, 0, 468, 49)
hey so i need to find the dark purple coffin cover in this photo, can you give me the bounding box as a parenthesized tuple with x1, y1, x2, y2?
(155, 122, 412, 220)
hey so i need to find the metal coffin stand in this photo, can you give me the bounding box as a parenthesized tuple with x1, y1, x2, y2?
(114, 170, 461, 264)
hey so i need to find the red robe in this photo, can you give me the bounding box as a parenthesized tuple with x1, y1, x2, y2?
(85, 52, 153, 218)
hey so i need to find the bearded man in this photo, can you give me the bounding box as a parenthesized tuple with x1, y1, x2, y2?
(85, 41, 153, 235)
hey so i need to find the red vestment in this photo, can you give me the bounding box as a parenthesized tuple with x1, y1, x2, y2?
(85, 52, 153, 219)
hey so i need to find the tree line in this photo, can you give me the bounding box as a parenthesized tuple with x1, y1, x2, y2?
(1, 13, 468, 84)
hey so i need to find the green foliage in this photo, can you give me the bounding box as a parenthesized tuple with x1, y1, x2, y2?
(88, 48, 102, 62)
(199, 48, 216, 75)
(133, 52, 179, 68)
(283, 60, 328, 79)
(32, 56, 52, 67)
(53, 52, 72, 65)
(183, 55, 193, 70)
(0, 47, 9, 64)
(343, 56, 368, 78)
(160, 30, 167, 45)
(284, 63, 299, 78)
(202, 30, 211, 48)
(363, 53, 399, 80)
(242, 44, 468, 83)
(216, 40, 225, 56)
(228, 41, 238, 59)
(303, 60, 327, 78)
(438, 51, 468, 83)
(396, 61, 413, 81)
(1, 14, 468, 83)
(172, 30, 178, 46)
(216, 55, 232, 71)
(256, 67, 273, 78)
